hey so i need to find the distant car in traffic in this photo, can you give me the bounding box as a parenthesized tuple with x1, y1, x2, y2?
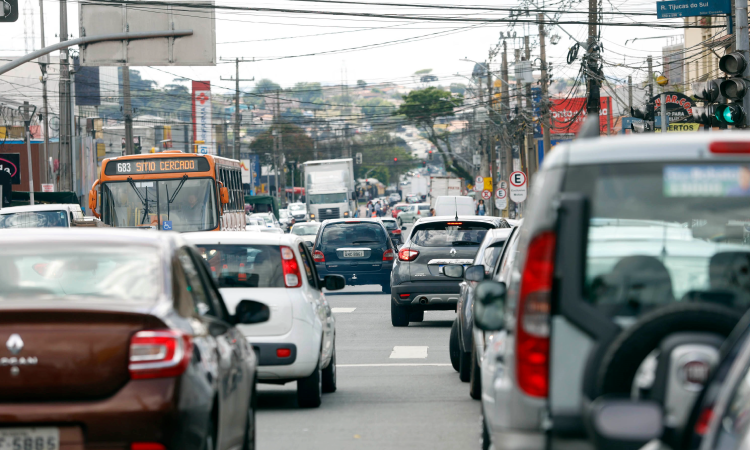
(184, 232, 346, 408)
(405, 194, 421, 204)
(279, 209, 292, 231)
(0, 203, 85, 228)
(397, 203, 431, 226)
(390, 216, 509, 326)
(434, 196, 475, 217)
(391, 203, 409, 219)
(288, 202, 308, 222)
(291, 221, 322, 247)
(246, 217, 266, 232)
(312, 218, 395, 293)
(388, 193, 401, 205)
(250, 213, 283, 234)
(379, 217, 403, 245)
(0, 229, 266, 450)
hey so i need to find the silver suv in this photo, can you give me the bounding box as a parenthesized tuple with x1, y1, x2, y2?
(476, 132, 750, 450)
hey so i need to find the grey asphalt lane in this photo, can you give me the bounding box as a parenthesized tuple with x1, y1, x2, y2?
(256, 285, 481, 450)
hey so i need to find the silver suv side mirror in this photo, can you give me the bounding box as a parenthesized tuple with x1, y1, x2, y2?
(464, 265, 485, 282)
(474, 281, 507, 331)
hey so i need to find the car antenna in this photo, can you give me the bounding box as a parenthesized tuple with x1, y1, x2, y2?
(454, 197, 459, 221)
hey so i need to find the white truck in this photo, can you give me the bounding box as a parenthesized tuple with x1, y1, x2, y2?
(429, 176, 463, 206)
(405, 175, 429, 198)
(303, 158, 357, 221)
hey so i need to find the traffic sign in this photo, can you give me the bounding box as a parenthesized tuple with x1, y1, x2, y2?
(473, 183, 483, 192)
(163, 220, 173, 231)
(495, 198, 507, 210)
(481, 189, 492, 200)
(509, 171, 527, 203)
(499, 181, 507, 190)
(496, 188, 507, 199)
(475, 176, 484, 186)
(483, 177, 493, 190)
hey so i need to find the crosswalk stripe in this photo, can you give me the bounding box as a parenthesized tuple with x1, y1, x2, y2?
(331, 307, 357, 313)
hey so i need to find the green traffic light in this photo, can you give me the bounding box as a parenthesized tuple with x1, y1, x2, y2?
(724, 107, 736, 124)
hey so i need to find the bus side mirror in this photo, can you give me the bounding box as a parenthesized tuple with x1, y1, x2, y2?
(88, 189, 97, 210)
(220, 187, 229, 204)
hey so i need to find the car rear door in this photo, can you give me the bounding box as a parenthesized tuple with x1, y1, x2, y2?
(320, 222, 389, 274)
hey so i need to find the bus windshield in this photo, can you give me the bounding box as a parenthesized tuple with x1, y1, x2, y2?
(101, 178, 218, 231)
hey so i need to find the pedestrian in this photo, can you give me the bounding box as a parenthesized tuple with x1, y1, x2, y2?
(477, 199, 486, 216)
(430, 208, 435, 217)
(375, 201, 383, 217)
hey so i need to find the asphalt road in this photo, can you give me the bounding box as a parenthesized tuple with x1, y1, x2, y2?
(256, 285, 481, 450)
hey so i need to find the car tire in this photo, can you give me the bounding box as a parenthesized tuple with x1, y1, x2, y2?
(391, 300, 410, 327)
(382, 283, 392, 294)
(242, 383, 256, 450)
(322, 342, 337, 394)
(397, 218, 403, 227)
(450, 320, 460, 372)
(409, 310, 424, 322)
(481, 411, 491, 450)
(297, 360, 323, 408)
(469, 345, 482, 400)
(458, 348, 471, 382)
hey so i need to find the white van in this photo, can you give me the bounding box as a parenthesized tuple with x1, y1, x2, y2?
(434, 196, 475, 217)
(0, 204, 84, 228)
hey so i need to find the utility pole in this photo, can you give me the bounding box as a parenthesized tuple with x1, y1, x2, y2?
(515, 48, 527, 175)
(735, 0, 750, 127)
(58, 0, 71, 190)
(39, 0, 49, 185)
(274, 90, 282, 202)
(586, 0, 601, 130)
(628, 75, 633, 112)
(485, 57, 494, 217)
(500, 41, 511, 218)
(524, 36, 536, 176)
(538, 13, 552, 159)
(220, 57, 254, 160)
(647, 56, 654, 99)
(122, 67, 134, 155)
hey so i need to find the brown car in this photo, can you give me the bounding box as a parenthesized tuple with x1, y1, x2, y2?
(0, 229, 268, 450)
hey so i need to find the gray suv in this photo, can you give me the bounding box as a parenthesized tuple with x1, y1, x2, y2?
(390, 216, 509, 326)
(475, 132, 750, 450)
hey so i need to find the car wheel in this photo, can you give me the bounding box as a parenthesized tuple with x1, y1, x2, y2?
(409, 309, 424, 322)
(481, 411, 491, 450)
(458, 347, 471, 382)
(397, 218, 402, 227)
(242, 383, 256, 450)
(450, 320, 460, 372)
(322, 342, 337, 393)
(391, 300, 409, 327)
(297, 360, 323, 408)
(382, 283, 392, 294)
(469, 345, 482, 400)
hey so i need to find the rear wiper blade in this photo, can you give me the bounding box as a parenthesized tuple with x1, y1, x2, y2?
(351, 240, 380, 244)
(451, 240, 477, 246)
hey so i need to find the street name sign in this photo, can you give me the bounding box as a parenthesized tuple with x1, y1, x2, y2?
(656, 0, 730, 19)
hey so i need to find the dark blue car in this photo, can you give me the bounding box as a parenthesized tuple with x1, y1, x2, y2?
(312, 219, 395, 293)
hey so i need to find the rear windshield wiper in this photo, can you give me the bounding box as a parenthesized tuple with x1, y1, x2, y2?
(351, 240, 381, 244)
(451, 240, 478, 246)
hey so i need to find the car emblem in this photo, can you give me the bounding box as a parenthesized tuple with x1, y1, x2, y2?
(450, 248, 457, 256)
(6, 334, 23, 355)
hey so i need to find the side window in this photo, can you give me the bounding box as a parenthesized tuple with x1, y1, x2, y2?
(298, 243, 318, 288)
(188, 248, 230, 322)
(172, 256, 195, 318)
(494, 230, 519, 278)
(177, 248, 216, 317)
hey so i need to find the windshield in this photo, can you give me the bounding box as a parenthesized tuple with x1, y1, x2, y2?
(101, 178, 218, 231)
(0, 246, 161, 301)
(564, 162, 750, 316)
(0, 211, 68, 228)
(292, 224, 320, 236)
(411, 222, 493, 247)
(195, 244, 284, 288)
(309, 193, 348, 204)
(382, 221, 397, 230)
(280, 210, 290, 218)
(289, 204, 305, 212)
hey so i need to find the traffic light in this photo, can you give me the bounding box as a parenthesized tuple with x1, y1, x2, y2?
(422, 161, 426, 167)
(630, 102, 655, 133)
(393, 157, 398, 163)
(0, 0, 18, 22)
(692, 80, 721, 103)
(716, 52, 749, 127)
(691, 105, 716, 127)
(715, 104, 745, 125)
(428, 150, 433, 161)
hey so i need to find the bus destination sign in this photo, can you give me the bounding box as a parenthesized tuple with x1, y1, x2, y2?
(104, 157, 211, 176)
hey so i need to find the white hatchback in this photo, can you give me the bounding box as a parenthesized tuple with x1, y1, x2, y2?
(183, 232, 345, 408)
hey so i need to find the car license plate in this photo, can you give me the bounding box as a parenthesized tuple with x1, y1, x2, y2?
(343, 250, 364, 257)
(0, 428, 59, 450)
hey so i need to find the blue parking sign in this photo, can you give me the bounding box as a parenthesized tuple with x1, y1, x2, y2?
(163, 221, 173, 230)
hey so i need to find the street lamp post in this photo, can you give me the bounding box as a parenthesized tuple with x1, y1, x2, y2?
(19, 101, 37, 205)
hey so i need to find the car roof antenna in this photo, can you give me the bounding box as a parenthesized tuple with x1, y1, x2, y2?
(454, 197, 459, 221)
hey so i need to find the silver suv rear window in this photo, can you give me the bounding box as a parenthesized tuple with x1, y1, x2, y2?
(411, 222, 493, 247)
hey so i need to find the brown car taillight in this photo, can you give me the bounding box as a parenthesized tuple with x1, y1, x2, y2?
(129, 330, 193, 380)
(516, 232, 555, 398)
(398, 248, 419, 261)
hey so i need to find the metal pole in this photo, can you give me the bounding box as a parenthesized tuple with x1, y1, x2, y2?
(485, 58, 494, 217)
(25, 127, 35, 205)
(291, 163, 295, 204)
(607, 97, 612, 135)
(234, 58, 240, 160)
(59, 0, 70, 190)
(628, 75, 633, 112)
(736, 0, 750, 128)
(661, 92, 668, 133)
(538, 13, 552, 159)
(647, 56, 654, 99)
(586, 0, 601, 126)
(71, 69, 77, 193)
(501, 41, 510, 218)
(524, 36, 535, 176)
(122, 67, 134, 155)
(39, 0, 49, 186)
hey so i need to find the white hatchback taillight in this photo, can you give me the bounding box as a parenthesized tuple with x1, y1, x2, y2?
(281, 245, 302, 288)
(129, 330, 193, 380)
(516, 231, 555, 398)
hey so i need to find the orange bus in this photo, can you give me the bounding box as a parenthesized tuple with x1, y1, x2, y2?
(88, 151, 245, 231)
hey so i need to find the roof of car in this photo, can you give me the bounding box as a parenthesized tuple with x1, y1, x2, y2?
(484, 227, 514, 242)
(0, 228, 178, 249)
(414, 215, 507, 225)
(546, 131, 750, 169)
(320, 218, 388, 226)
(0, 203, 81, 214)
(182, 231, 304, 246)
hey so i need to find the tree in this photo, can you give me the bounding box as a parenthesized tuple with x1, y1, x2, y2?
(357, 80, 367, 88)
(352, 132, 416, 186)
(244, 79, 281, 109)
(356, 98, 395, 119)
(249, 122, 314, 167)
(395, 87, 469, 179)
(450, 83, 467, 95)
(414, 69, 432, 76)
(290, 82, 323, 105)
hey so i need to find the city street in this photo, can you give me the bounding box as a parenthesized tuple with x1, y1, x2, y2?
(256, 285, 479, 450)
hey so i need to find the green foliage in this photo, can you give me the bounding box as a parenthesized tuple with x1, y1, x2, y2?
(353, 132, 416, 185)
(249, 122, 314, 166)
(395, 87, 463, 129)
(449, 83, 467, 95)
(356, 98, 395, 119)
(290, 82, 323, 104)
(243, 79, 281, 109)
(357, 80, 367, 88)
(414, 69, 432, 76)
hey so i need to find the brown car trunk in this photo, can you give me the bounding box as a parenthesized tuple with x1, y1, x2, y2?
(0, 309, 164, 402)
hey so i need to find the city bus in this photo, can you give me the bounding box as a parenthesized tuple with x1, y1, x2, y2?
(88, 151, 245, 231)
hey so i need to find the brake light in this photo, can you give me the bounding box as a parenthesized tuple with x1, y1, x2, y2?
(313, 250, 325, 262)
(281, 246, 301, 288)
(131, 444, 166, 450)
(129, 330, 193, 380)
(516, 231, 556, 398)
(383, 249, 395, 261)
(398, 247, 419, 261)
(446, 222, 463, 225)
(709, 141, 750, 153)
(392, 229, 401, 234)
(277, 348, 292, 358)
(695, 407, 714, 435)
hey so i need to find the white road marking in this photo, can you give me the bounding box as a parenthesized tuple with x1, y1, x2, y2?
(389, 346, 428, 359)
(331, 307, 357, 313)
(338, 363, 450, 367)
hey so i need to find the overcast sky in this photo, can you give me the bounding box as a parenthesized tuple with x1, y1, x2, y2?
(2, 0, 687, 95)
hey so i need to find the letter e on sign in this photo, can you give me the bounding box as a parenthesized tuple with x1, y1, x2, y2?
(509, 171, 527, 203)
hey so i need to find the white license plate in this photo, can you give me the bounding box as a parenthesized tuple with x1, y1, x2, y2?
(343, 250, 365, 257)
(0, 428, 59, 450)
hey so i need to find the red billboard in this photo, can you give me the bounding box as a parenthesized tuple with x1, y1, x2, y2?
(549, 97, 613, 135)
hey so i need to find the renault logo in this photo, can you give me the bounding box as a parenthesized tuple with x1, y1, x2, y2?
(450, 248, 457, 256)
(6, 334, 23, 355)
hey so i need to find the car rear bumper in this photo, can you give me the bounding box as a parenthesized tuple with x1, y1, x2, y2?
(246, 320, 321, 380)
(392, 281, 460, 309)
(487, 429, 594, 450)
(316, 264, 392, 286)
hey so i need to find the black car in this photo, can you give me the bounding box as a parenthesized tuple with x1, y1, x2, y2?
(313, 218, 396, 293)
(389, 216, 509, 326)
(379, 218, 403, 245)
